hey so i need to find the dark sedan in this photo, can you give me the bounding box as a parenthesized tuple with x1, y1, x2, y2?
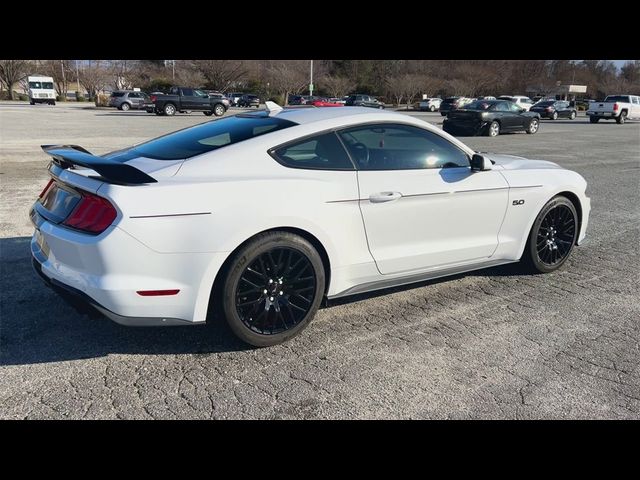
(530, 100, 577, 120)
(443, 100, 540, 137)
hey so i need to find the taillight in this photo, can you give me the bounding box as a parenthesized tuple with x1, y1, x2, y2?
(150, 95, 157, 102)
(39, 179, 55, 198)
(546, 107, 553, 111)
(613, 103, 618, 111)
(62, 191, 117, 234)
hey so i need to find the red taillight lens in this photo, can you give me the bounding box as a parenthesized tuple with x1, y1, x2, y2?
(545, 107, 553, 111)
(150, 95, 157, 102)
(39, 179, 55, 198)
(613, 103, 618, 111)
(136, 289, 180, 296)
(63, 192, 117, 234)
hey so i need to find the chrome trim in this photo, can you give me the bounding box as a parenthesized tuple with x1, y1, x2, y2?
(328, 259, 517, 299)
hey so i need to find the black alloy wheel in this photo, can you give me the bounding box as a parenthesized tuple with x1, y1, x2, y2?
(523, 196, 578, 273)
(220, 231, 325, 347)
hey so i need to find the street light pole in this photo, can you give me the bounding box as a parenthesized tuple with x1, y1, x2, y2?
(309, 60, 313, 97)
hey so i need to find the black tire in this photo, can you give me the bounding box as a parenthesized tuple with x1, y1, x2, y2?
(569, 110, 576, 120)
(441, 112, 447, 116)
(29, 100, 35, 105)
(616, 111, 627, 124)
(589, 116, 599, 123)
(163, 103, 176, 116)
(526, 118, 539, 134)
(120, 102, 131, 111)
(213, 104, 225, 116)
(203, 111, 213, 116)
(50, 101, 55, 105)
(521, 195, 578, 274)
(487, 120, 500, 137)
(220, 231, 325, 347)
(551, 111, 558, 120)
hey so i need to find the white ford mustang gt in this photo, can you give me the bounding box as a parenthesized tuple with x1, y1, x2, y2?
(30, 103, 590, 346)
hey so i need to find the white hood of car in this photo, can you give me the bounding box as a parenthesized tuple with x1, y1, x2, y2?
(481, 153, 562, 170)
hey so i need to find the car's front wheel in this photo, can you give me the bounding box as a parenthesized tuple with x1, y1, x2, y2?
(220, 231, 326, 347)
(551, 111, 558, 120)
(487, 121, 500, 137)
(569, 111, 576, 120)
(526, 118, 539, 134)
(522, 195, 578, 273)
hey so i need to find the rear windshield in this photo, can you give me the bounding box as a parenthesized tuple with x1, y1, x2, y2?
(119, 115, 297, 160)
(463, 101, 495, 110)
(604, 95, 629, 103)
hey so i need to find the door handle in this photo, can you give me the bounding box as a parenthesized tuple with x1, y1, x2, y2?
(369, 191, 402, 203)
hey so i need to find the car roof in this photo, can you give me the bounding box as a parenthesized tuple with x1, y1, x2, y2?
(239, 106, 408, 125)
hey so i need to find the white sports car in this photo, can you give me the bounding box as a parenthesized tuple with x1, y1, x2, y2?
(30, 103, 590, 346)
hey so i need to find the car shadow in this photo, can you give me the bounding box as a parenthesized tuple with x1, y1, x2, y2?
(0, 237, 252, 366)
(1, 236, 530, 365)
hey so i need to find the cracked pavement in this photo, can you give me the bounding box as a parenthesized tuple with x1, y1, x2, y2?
(1, 103, 638, 419)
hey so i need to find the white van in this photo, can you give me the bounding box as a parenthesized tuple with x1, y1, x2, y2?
(27, 75, 56, 105)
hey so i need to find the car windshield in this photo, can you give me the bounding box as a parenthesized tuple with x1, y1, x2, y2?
(110, 115, 298, 161)
(604, 95, 629, 102)
(29, 81, 54, 89)
(463, 101, 494, 110)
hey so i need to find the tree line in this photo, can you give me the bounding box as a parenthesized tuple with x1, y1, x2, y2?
(1, 59, 639, 105)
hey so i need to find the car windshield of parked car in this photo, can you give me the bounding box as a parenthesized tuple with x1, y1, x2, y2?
(463, 101, 493, 110)
(604, 95, 629, 103)
(120, 116, 297, 161)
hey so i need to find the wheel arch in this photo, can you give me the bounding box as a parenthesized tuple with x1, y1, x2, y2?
(557, 190, 583, 242)
(205, 226, 332, 322)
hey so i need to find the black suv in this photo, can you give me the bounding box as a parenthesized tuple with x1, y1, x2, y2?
(345, 94, 385, 109)
(238, 94, 260, 108)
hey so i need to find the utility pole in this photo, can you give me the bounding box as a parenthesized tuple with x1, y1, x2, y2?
(172, 60, 175, 81)
(76, 60, 80, 94)
(60, 60, 66, 99)
(309, 60, 313, 97)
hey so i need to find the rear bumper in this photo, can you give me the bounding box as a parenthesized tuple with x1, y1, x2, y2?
(587, 111, 616, 117)
(29, 210, 229, 326)
(442, 120, 487, 136)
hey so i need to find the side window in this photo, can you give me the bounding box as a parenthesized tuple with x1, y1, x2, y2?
(272, 132, 354, 170)
(509, 102, 522, 112)
(181, 88, 194, 96)
(194, 89, 207, 97)
(338, 124, 469, 171)
(128, 92, 140, 98)
(494, 102, 510, 112)
(632, 97, 639, 105)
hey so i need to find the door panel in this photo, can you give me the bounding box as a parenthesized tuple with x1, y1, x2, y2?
(357, 168, 509, 274)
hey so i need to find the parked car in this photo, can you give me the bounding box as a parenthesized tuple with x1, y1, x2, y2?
(206, 92, 231, 109)
(586, 95, 640, 124)
(227, 92, 245, 106)
(149, 87, 228, 116)
(30, 106, 590, 346)
(310, 97, 344, 107)
(345, 94, 385, 109)
(439, 97, 473, 116)
(419, 97, 442, 111)
(497, 95, 534, 111)
(530, 100, 577, 120)
(443, 99, 541, 137)
(108, 91, 153, 111)
(476, 96, 496, 100)
(238, 94, 260, 108)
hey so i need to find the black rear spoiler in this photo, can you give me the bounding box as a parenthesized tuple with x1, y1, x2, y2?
(41, 145, 157, 185)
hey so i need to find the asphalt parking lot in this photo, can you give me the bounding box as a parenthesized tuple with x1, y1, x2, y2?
(1, 102, 638, 419)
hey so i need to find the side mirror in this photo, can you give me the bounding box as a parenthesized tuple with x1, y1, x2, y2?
(470, 154, 492, 171)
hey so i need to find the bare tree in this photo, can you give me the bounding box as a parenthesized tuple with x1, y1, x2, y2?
(39, 60, 72, 98)
(265, 60, 309, 105)
(321, 75, 355, 98)
(0, 60, 29, 99)
(191, 60, 246, 91)
(80, 60, 108, 100)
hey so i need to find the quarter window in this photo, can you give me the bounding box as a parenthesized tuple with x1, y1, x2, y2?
(338, 124, 469, 170)
(272, 132, 354, 170)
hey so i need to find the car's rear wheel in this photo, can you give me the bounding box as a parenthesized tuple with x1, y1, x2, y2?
(29, 100, 35, 105)
(487, 121, 500, 137)
(522, 195, 577, 273)
(221, 231, 325, 347)
(121, 102, 131, 111)
(214, 104, 225, 116)
(569, 111, 576, 120)
(616, 111, 627, 124)
(551, 111, 558, 120)
(589, 116, 599, 123)
(526, 118, 539, 134)
(164, 103, 176, 116)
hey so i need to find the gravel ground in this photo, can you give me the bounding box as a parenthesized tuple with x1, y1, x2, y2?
(1, 102, 638, 419)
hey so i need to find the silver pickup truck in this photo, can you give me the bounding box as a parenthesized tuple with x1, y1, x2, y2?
(587, 95, 640, 124)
